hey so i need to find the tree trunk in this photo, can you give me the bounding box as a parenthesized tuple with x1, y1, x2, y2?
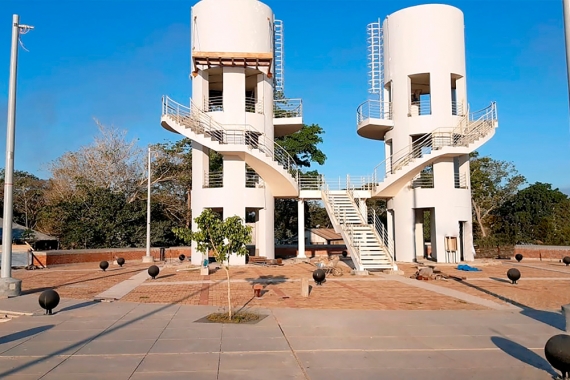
(224, 264, 232, 319)
(472, 200, 487, 237)
(186, 189, 192, 228)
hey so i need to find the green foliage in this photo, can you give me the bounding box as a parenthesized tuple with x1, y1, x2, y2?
(492, 182, 570, 245)
(0, 169, 47, 229)
(173, 209, 251, 265)
(470, 151, 526, 238)
(275, 124, 327, 167)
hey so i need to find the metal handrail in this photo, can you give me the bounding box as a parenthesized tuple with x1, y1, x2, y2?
(368, 208, 395, 263)
(162, 96, 299, 179)
(274, 98, 303, 118)
(356, 99, 393, 124)
(373, 102, 497, 184)
(245, 97, 263, 114)
(410, 173, 434, 189)
(204, 171, 223, 188)
(204, 96, 223, 112)
(454, 172, 468, 189)
(451, 100, 464, 116)
(409, 99, 432, 116)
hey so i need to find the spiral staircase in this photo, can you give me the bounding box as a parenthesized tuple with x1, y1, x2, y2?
(161, 96, 299, 198)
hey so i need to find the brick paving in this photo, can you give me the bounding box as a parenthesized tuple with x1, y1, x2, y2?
(10, 261, 149, 299)
(10, 258, 570, 312)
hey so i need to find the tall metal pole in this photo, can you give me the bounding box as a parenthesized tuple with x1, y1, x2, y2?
(564, 0, 570, 110)
(143, 147, 153, 262)
(1, 15, 23, 297)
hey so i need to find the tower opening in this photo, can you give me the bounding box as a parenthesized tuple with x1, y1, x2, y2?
(409, 73, 431, 116)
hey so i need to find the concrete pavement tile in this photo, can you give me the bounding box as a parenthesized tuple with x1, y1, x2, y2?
(305, 367, 403, 380)
(25, 329, 99, 343)
(130, 371, 218, 380)
(136, 353, 219, 372)
(1, 340, 82, 356)
(217, 369, 305, 380)
(0, 355, 69, 377)
(93, 327, 165, 341)
(75, 339, 156, 355)
(220, 336, 290, 352)
(159, 326, 222, 340)
(221, 324, 283, 338)
(150, 338, 221, 353)
(0, 375, 44, 380)
(280, 323, 412, 338)
(467, 366, 555, 380)
(219, 352, 298, 371)
(289, 336, 429, 351)
(41, 373, 133, 380)
(415, 335, 497, 349)
(46, 354, 144, 375)
(112, 317, 172, 329)
(502, 334, 554, 349)
(441, 349, 544, 368)
(50, 319, 117, 330)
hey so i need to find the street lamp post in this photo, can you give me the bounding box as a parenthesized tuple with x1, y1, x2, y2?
(0, 15, 33, 298)
(564, 0, 570, 110)
(142, 147, 154, 263)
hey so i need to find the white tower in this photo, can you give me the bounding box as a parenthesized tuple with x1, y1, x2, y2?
(356, 4, 498, 263)
(161, 0, 303, 265)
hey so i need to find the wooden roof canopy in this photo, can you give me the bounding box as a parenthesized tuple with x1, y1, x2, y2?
(191, 51, 273, 78)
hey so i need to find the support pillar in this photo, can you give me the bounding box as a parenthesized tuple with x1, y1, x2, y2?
(297, 198, 306, 258)
(414, 209, 424, 261)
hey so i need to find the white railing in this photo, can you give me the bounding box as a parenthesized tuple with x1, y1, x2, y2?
(204, 96, 223, 112)
(410, 173, 434, 189)
(204, 171, 223, 188)
(298, 174, 324, 190)
(162, 96, 299, 179)
(368, 208, 395, 263)
(245, 97, 263, 114)
(356, 99, 393, 124)
(373, 102, 497, 184)
(274, 98, 303, 118)
(451, 100, 464, 116)
(246, 172, 265, 188)
(409, 99, 431, 116)
(454, 172, 468, 189)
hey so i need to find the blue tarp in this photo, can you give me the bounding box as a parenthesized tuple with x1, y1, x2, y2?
(457, 264, 482, 271)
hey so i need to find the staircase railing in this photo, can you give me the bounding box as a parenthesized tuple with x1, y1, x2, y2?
(162, 96, 299, 179)
(368, 208, 395, 263)
(372, 102, 497, 184)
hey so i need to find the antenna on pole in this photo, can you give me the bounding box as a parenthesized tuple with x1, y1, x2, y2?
(18, 23, 34, 52)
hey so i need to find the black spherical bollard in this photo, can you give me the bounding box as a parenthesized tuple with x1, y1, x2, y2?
(545, 334, 570, 379)
(148, 265, 160, 279)
(179, 254, 186, 262)
(564, 257, 570, 267)
(507, 268, 521, 284)
(117, 257, 125, 267)
(99, 261, 109, 272)
(342, 251, 348, 258)
(515, 253, 523, 262)
(313, 269, 326, 285)
(38, 289, 60, 315)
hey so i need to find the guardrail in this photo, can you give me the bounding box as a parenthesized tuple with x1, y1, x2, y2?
(204, 171, 223, 188)
(409, 99, 431, 116)
(274, 98, 302, 118)
(356, 100, 392, 124)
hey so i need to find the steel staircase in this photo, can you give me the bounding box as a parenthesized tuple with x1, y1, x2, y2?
(372, 102, 498, 197)
(161, 96, 299, 197)
(321, 187, 395, 271)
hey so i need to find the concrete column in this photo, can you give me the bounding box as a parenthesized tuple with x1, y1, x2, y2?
(414, 209, 424, 261)
(386, 208, 395, 261)
(358, 199, 367, 220)
(257, 188, 275, 259)
(190, 141, 210, 266)
(223, 67, 245, 120)
(297, 198, 306, 258)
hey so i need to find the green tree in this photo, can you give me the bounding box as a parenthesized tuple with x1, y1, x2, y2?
(470, 151, 526, 238)
(492, 182, 570, 245)
(0, 170, 47, 229)
(173, 209, 251, 319)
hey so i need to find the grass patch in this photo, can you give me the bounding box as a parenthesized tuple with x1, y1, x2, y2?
(206, 312, 260, 324)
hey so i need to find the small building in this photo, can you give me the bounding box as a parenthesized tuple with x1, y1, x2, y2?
(0, 218, 59, 250)
(306, 228, 344, 245)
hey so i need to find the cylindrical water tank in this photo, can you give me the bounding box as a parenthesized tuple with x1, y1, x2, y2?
(191, 0, 274, 54)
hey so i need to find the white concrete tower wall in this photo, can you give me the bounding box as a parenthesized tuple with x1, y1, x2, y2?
(382, 4, 474, 263)
(188, 0, 278, 265)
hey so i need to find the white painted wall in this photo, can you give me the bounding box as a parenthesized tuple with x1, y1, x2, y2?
(379, 4, 477, 263)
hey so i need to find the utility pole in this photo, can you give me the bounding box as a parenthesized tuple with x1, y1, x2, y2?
(142, 147, 153, 263)
(564, 0, 570, 111)
(0, 15, 33, 298)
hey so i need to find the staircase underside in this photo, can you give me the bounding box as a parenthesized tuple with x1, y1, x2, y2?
(161, 117, 298, 198)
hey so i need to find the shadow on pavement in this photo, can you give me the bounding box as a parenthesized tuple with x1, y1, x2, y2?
(0, 325, 54, 345)
(491, 336, 558, 378)
(453, 278, 565, 331)
(57, 301, 98, 313)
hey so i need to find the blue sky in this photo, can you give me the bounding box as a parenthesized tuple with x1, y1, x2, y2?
(0, 0, 569, 194)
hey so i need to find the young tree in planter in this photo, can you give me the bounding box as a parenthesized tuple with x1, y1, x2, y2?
(173, 209, 251, 320)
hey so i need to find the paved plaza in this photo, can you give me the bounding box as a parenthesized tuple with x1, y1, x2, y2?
(0, 258, 568, 379)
